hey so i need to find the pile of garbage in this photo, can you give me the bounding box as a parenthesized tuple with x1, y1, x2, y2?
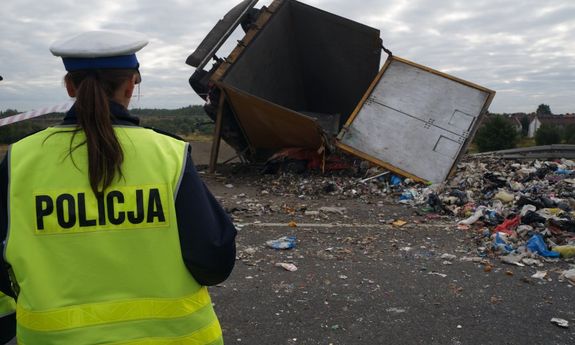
(226, 153, 575, 268)
(276, 154, 575, 266)
(399, 157, 575, 264)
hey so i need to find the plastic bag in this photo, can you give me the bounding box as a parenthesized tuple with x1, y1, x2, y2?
(526, 234, 560, 258)
(266, 236, 296, 250)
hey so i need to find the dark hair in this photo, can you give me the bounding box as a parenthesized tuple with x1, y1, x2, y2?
(64, 69, 138, 196)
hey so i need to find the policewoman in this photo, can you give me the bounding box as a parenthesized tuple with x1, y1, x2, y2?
(0, 30, 236, 344)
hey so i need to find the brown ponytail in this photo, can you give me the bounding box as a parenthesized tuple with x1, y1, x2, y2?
(64, 69, 137, 196)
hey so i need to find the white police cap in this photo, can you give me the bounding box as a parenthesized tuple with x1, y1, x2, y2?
(50, 30, 149, 71)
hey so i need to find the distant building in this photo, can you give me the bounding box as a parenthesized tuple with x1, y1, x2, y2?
(502, 113, 574, 138)
(528, 114, 575, 138)
(509, 113, 524, 133)
(530, 115, 575, 137)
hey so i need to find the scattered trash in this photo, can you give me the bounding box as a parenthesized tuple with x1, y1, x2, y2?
(399, 190, 417, 203)
(550, 318, 569, 328)
(492, 232, 515, 253)
(206, 146, 575, 322)
(531, 271, 550, 280)
(460, 256, 487, 263)
(386, 307, 407, 314)
(490, 296, 503, 304)
(521, 258, 543, 267)
(500, 254, 525, 267)
(560, 269, 575, 285)
(458, 206, 485, 225)
(359, 170, 390, 184)
(390, 175, 403, 186)
(392, 220, 408, 227)
(493, 216, 520, 236)
(243, 247, 257, 255)
(319, 207, 347, 215)
(266, 236, 297, 250)
(440, 253, 457, 261)
(288, 221, 298, 228)
(552, 245, 575, 258)
(275, 262, 298, 272)
(526, 234, 561, 258)
(494, 190, 515, 203)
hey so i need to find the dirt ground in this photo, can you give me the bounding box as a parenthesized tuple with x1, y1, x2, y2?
(4, 141, 575, 345)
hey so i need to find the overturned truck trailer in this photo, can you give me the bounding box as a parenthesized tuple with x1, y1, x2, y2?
(187, 0, 495, 184)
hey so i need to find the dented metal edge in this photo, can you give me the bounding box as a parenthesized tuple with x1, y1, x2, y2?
(186, 0, 260, 70)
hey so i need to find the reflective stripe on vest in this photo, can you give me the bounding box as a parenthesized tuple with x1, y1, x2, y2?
(16, 287, 211, 331)
(6, 126, 222, 344)
(0, 292, 15, 318)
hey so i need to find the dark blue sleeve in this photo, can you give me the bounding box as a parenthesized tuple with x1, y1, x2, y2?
(175, 147, 236, 286)
(0, 156, 15, 298)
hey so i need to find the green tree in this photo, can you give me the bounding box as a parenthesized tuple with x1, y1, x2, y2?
(0, 109, 19, 117)
(520, 116, 530, 137)
(536, 104, 552, 115)
(474, 115, 518, 152)
(535, 123, 562, 145)
(562, 124, 575, 144)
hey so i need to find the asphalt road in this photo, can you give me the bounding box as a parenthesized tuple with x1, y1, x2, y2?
(206, 171, 575, 345)
(213, 222, 574, 345)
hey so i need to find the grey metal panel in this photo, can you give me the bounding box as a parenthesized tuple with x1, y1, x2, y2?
(223, 2, 307, 111)
(186, 0, 259, 69)
(289, 0, 381, 126)
(222, 0, 381, 125)
(339, 58, 492, 183)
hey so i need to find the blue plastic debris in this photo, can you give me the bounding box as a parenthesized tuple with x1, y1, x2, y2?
(492, 232, 514, 253)
(266, 236, 296, 250)
(555, 168, 573, 175)
(399, 191, 415, 202)
(526, 234, 560, 258)
(390, 175, 403, 186)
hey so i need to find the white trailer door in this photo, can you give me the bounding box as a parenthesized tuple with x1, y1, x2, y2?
(337, 56, 495, 183)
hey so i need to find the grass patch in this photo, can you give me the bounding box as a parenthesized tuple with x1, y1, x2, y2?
(183, 133, 213, 142)
(517, 137, 535, 147)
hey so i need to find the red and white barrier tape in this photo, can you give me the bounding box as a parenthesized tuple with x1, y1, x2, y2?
(0, 101, 73, 127)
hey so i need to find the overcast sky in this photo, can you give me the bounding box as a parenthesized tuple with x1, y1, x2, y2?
(1, 0, 574, 114)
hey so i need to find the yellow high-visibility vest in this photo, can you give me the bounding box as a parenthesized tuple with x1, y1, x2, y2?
(0, 291, 15, 318)
(6, 126, 223, 345)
